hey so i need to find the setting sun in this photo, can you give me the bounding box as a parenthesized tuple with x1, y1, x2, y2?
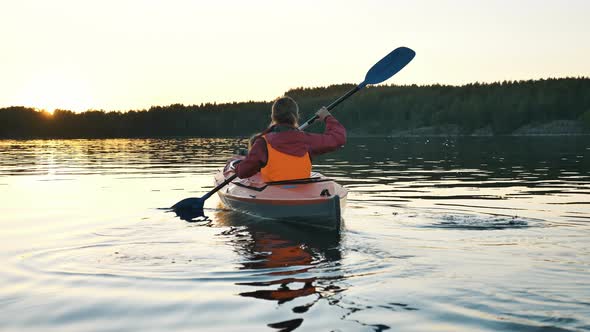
(17, 72, 94, 113)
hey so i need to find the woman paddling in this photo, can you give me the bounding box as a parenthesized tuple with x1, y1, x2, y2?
(235, 96, 346, 182)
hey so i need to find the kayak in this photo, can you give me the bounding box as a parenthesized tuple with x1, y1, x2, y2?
(214, 157, 347, 229)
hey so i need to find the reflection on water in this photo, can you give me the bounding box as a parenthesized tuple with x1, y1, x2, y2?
(0, 138, 237, 177)
(216, 212, 343, 330)
(1, 136, 589, 331)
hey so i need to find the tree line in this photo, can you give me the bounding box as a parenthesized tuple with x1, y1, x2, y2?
(1, 77, 589, 139)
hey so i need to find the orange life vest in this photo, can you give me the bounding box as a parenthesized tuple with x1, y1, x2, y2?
(260, 135, 311, 182)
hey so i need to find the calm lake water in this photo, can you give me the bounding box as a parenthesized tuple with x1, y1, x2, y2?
(1, 137, 589, 332)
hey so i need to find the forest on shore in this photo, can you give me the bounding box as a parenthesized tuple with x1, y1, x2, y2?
(1, 78, 589, 139)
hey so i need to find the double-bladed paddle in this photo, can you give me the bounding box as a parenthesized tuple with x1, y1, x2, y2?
(172, 46, 416, 215)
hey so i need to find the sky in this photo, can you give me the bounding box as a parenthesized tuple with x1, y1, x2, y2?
(1, 0, 589, 112)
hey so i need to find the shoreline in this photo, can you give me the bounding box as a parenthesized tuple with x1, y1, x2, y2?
(1, 119, 588, 141)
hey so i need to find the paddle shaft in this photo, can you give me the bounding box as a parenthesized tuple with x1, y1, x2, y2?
(298, 85, 362, 131)
(202, 173, 238, 201)
(299, 46, 415, 131)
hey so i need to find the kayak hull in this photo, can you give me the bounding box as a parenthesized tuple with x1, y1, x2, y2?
(219, 192, 345, 226)
(215, 158, 347, 229)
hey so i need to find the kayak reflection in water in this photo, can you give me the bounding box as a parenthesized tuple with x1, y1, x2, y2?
(235, 96, 347, 182)
(238, 234, 317, 304)
(216, 212, 344, 331)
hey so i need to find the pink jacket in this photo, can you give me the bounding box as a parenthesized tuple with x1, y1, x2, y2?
(236, 116, 346, 179)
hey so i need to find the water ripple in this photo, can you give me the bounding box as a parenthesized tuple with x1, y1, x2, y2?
(1, 136, 590, 332)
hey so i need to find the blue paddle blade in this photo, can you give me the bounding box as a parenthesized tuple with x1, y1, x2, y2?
(171, 197, 205, 210)
(362, 47, 415, 87)
(171, 197, 207, 221)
